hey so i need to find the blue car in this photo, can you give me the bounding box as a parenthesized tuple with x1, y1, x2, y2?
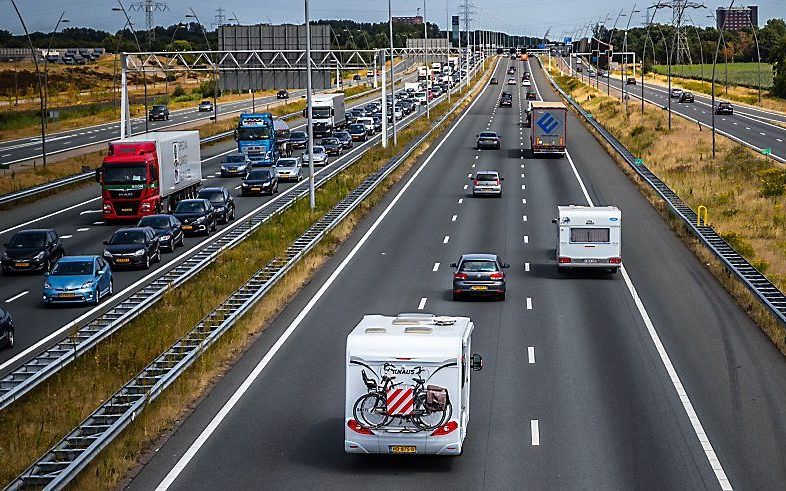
(43, 255, 113, 306)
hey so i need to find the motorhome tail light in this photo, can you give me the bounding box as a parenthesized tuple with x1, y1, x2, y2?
(490, 272, 504, 280)
(347, 419, 374, 435)
(558, 257, 572, 264)
(454, 272, 468, 280)
(431, 421, 458, 436)
(609, 257, 622, 264)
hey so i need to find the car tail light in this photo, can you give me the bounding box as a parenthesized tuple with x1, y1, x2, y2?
(558, 257, 572, 264)
(473, 179, 479, 186)
(347, 419, 374, 435)
(431, 421, 458, 436)
(495, 179, 500, 185)
(490, 272, 504, 280)
(609, 257, 622, 264)
(454, 272, 468, 280)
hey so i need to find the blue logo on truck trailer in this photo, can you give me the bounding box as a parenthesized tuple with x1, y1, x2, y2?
(536, 112, 561, 134)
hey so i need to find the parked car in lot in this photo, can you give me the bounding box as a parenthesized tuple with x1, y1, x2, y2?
(137, 214, 184, 252)
(626, 77, 636, 85)
(476, 131, 501, 150)
(241, 168, 279, 196)
(220, 153, 250, 177)
(320, 137, 344, 156)
(198, 100, 213, 112)
(43, 256, 113, 306)
(333, 130, 353, 149)
(670, 88, 683, 98)
(173, 199, 217, 235)
(302, 145, 328, 166)
(348, 123, 368, 142)
(277, 90, 289, 99)
(451, 253, 509, 301)
(2, 229, 64, 275)
(289, 131, 309, 149)
(275, 157, 303, 182)
(0, 307, 13, 349)
(148, 104, 170, 121)
(471, 170, 503, 197)
(198, 187, 236, 224)
(103, 227, 161, 269)
(679, 91, 695, 103)
(714, 102, 734, 115)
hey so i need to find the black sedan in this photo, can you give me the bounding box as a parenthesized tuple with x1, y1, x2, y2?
(320, 137, 344, 156)
(626, 77, 636, 85)
(714, 102, 733, 115)
(500, 95, 512, 107)
(103, 227, 161, 269)
(2, 228, 64, 274)
(679, 92, 695, 103)
(333, 131, 353, 149)
(525, 90, 537, 100)
(148, 104, 170, 121)
(198, 187, 236, 224)
(348, 123, 368, 142)
(451, 253, 510, 301)
(0, 307, 13, 349)
(289, 131, 309, 149)
(476, 131, 501, 150)
(137, 214, 184, 252)
(490, 77, 499, 85)
(241, 169, 279, 196)
(277, 90, 289, 99)
(345, 111, 356, 125)
(173, 199, 217, 236)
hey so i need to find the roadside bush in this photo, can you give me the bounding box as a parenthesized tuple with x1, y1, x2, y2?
(759, 168, 786, 197)
(197, 80, 222, 98)
(172, 85, 186, 98)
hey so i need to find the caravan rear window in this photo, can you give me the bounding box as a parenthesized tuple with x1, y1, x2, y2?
(570, 227, 610, 243)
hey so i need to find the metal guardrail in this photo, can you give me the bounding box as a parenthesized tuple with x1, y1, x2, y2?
(538, 57, 786, 328)
(0, 64, 456, 413)
(7, 59, 490, 490)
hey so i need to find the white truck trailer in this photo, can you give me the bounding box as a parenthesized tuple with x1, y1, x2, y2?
(345, 313, 483, 455)
(553, 205, 622, 273)
(530, 101, 567, 156)
(309, 93, 345, 137)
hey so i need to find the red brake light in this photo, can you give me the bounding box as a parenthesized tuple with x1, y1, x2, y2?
(473, 179, 479, 186)
(490, 272, 504, 279)
(609, 257, 622, 264)
(454, 272, 468, 280)
(347, 419, 374, 435)
(431, 420, 458, 436)
(558, 257, 572, 264)
(495, 179, 500, 185)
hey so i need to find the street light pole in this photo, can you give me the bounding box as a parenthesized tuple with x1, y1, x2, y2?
(622, 4, 639, 116)
(304, 0, 315, 210)
(712, 0, 734, 159)
(388, 0, 397, 144)
(43, 13, 69, 133)
(113, 1, 148, 134)
(423, 0, 430, 119)
(446, 0, 450, 104)
(187, 9, 218, 124)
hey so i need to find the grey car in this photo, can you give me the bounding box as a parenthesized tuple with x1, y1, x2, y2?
(471, 171, 503, 197)
(476, 131, 501, 150)
(275, 157, 303, 181)
(302, 145, 328, 166)
(451, 254, 509, 301)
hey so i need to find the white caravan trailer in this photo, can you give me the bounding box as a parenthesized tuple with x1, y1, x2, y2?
(345, 313, 483, 455)
(553, 205, 622, 273)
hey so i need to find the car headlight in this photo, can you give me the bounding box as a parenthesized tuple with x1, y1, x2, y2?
(215, 206, 225, 211)
(34, 251, 45, 261)
(81, 281, 94, 289)
(44, 282, 51, 289)
(103, 250, 112, 258)
(221, 164, 229, 170)
(133, 249, 146, 256)
(194, 216, 206, 224)
(160, 234, 171, 241)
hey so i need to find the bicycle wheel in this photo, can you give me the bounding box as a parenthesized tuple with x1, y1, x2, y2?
(412, 394, 452, 431)
(353, 393, 391, 429)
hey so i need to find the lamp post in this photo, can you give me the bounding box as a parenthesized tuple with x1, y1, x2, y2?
(186, 9, 218, 123)
(388, 0, 397, 144)
(423, 0, 430, 119)
(9, 0, 47, 167)
(166, 21, 187, 103)
(622, 5, 639, 115)
(641, 7, 660, 115)
(304, 0, 315, 210)
(113, 2, 149, 134)
(712, 0, 734, 159)
(446, 0, 450, 103)
(43, 13, 69, 132)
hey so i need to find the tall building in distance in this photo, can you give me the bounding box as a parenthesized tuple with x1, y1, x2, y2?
(716, 5, 758, 30)
(392, 16, 424, 25)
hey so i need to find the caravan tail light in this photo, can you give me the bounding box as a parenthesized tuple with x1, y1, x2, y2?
(490, 272, 504, 280)
(431, 421, 458, 436)
(454, 272, 468, 280)
(558, 257, 572, 264)
(347, 419, 374, 435)
(609, 257, 622, 264)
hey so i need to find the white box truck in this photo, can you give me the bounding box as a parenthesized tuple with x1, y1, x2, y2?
(530, 101, 567, 156)
(345, 313, 483, 455)
(405, 81, 421, 93)
(553, 205, 622, 273)
(309, 93, 345, 137)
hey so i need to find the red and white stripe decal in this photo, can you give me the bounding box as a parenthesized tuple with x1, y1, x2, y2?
(386, 387, 414, 415)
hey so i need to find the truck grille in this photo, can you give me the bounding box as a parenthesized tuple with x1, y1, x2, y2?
(110, 189, 141, 199)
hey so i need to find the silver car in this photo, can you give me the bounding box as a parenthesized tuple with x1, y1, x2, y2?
(275, 157, 303, 182)
(301, 145, 328, 166)
(471, 171, 503, 197)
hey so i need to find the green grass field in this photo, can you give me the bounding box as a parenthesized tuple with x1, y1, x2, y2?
(652, 62, 773, 89)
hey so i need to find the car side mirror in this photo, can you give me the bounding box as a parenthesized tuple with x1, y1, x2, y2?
(102, 240, 108, 245)
(449, 263, 457, 268)
(44, 272, 49, 277)
(476, 134, 479, 137)
(552, 218, 558, 224)
(500, 177, 505, 181)
(471, 354, 483, 371)
(502, 263, 510, 268)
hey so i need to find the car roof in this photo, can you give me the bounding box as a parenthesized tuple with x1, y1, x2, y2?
(114, 227, 148, 233)
(199, 187, 225, 193)
(178, 198, 209, 203)
(460, 253, 499, 261)
(140, 214, 172, 219)
(479, 131, 498, 136)
(59, 255, 98, 262)
(12, 228, 52, 235)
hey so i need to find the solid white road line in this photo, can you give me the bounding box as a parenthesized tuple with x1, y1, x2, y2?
(59, 235, 73, 239)
(528, 346, 535, 364)
(531, 420, 540, 445)
(433, 262, 440, 272)
(5, 290, 28, 303)
(418, 297, 427, 310)
(526, 297, 532, 310)
(152, 65, 497, 490)
(443, 235, 450, 244)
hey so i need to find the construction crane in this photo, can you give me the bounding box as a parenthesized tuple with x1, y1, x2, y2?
(540, 26, 551, 48)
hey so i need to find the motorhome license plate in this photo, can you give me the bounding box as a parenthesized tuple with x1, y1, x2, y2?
(389, 445, 416, 454)
(471, 285, 488, 291)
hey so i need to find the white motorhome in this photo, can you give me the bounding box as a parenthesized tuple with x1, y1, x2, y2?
(345, 313, 483, 455)
(553, 205, 622, 273)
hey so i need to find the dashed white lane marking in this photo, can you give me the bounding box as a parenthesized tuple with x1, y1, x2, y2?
(521, 184, 526, 190)
(760, 132, 766, 136)
(521, 173, 525, 178)
(443, 235, 450, 244)
(528, 346, 535, 364)
(471, 163, 476, 168)
(745, 127, 751, 130)
(5, 290, 28, 303)
(458, 198, 463, 204)
(531, 420, 540, 445)
(234, 185, 241, 190)
(451, 215, 457, 222)
(523, 235, 529, 244)
(92, 221, 104, 225)
(79, 209, 101, 215)
(418, 297, 427, 310)
(201, 178, 207, 181)
(522, 215, 527, 222)
(526, 297, 533, 310)
(733, 122, 738, 125)
(467, 173, 472, 177)
(463, 184, 468, 190)
(60, 235, 73, 239)
(522, 198, 527, 204)
(778, 139, 783, 142)
(433, 262, 440, 272)
(76, 228, 89, 232)
(475, 155, 479, 159)
(525, 262, 530, 272)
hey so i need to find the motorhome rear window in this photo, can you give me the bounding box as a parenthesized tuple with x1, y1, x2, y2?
(570, 227, 610, 243)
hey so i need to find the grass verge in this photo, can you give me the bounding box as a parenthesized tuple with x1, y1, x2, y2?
(548, 66, 786, 354)
(0, 61, 495, 488)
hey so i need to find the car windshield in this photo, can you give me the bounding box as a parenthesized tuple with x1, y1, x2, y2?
(321, 139, 338, 145)
(175, 201, 205, 213)
(103, 164, 146, 185)
(200, 101, 210, 105)
(138, 216, 171, 228)
(110, 230, 146, 245)
(276, 159, 298, 168)
(247, 170, 272, 179)
(199, 191, 225, 204)
(237, 126, 271, 141)
(8, 232, 46, 249)
(461, 260, 498, 272)
(476, 173, 498, 182)
(51, 261, 93, 276)
(224, 155, 246, 164)
(290, 131, 307, 139)
(350, 124, 365, 132)
(313, 146, 325, 153)
(479, 132, 497, 138)
(153, 105, 167, 111)
(334, 132, 350, 139)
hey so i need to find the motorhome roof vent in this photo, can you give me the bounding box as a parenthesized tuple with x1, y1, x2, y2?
(432, 316, 457, 326)
(404, 326, 433, 334)
(365, 327, 386, 334)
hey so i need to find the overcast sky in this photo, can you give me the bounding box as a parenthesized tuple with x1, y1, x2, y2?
(2, 0, 785, 37)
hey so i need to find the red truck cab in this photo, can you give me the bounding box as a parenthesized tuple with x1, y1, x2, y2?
(98, 141, 161, 221)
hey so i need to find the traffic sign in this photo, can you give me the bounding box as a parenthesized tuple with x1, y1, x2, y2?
(762, 148, 772, 155)
(634, 158, 643, 166)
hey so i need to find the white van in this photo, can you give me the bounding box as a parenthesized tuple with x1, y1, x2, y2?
(345, 313, 483, 455)
(553, 205, 622, 273)
(356, 116, 375, 135)
(414, 92, 428, 105)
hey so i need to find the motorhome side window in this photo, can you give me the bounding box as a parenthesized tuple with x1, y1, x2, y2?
(570, 227, 610, 243)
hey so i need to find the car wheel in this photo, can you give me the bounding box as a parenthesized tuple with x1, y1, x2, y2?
(178, 233, 185, 247)
(211, 220, 217, 231)
(143, 254, 151, 270)
(154, 249, 162, 263)
(229, 208, 235, 221)
(108, 279, 113, 297)
(4, 328, 14, 349)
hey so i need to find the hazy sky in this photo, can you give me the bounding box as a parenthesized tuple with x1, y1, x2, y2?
(3, 0, 785, 38)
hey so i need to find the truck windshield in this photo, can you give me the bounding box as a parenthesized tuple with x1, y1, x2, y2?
(312, 107, 332, 119)
(237, 127, 271, 141)
(103, 165, 146, 185)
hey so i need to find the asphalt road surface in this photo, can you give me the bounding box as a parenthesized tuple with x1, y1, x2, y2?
(123, 58, 786, 489)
